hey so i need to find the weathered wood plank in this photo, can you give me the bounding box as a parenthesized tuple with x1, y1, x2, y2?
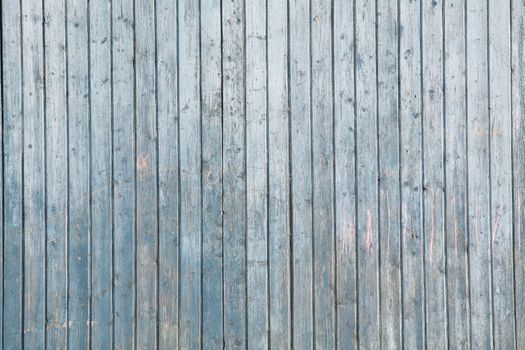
(22, 0, 46, 346)
(89, 0, 113, 346)
(2, 0, 24, 346)
(399, 0, 425, 347)
(289, 0, 314, 347)
(245, 0, 268, 346)
(67, 0, 91, 346)
(111, 0, 136, 347)
(444, 0, 470, 347)
(512, 1, 525, 348)
(311, 0, 335, 347)
(488, 1, 515, 348)
(134, 0, 158, 346)
(466, 0, 492, 347)
(222, 0, 247, 347)
(422, 1, 447, 348)
(201, 0, 223, 346)
(44, 0, 68, 346)
(334, 0, 357, 347)
(156, 0, 178, 347)
(377, 0, 402, 348)
(0, 11, 3, 349)
(178, 0, 202, 346)
(267, 0, 291, 347)
(355, 0, 380, 347)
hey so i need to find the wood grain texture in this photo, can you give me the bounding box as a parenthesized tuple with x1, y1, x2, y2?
(399, 0, 425, 348)
(334, 0, 357, 348)
(67, 0, 91, 346)
(488, 0, 515, 348)
(134, 0, 158, 347)
(289, 0, 314, 347)
(222, 0, 247, 347)
(200, 0, 223, 347)
(512, 1, 525, 349)
(377, 0, 402, 348)
(22, 0, 46, 346)
(444, 0, 470, 348)
(422, 1, 447, 348)
(1, 0, 522, 348)
(467, 0, 493, 348)
(355, 0, 380, 347)
(44, 0, 68, 346)
(157, 0, 178, 348)
(311, 0, 335, 347)
(89, 0, 113, 347)
(245, 0, 268, 346)
(2, 0, 24, 347)
(112, 0, 136, 346)
(267, 0, 291, 347)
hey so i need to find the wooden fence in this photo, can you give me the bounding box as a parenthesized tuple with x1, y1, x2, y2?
(1, 0, 523, 348)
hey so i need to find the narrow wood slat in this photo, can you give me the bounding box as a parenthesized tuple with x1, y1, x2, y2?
(311, 0, 335, 347)
(245, 0, 268, 346)
(67, 0, 91, 346)
(201, 0, 223, 346)
(134, 0, 158, 346)
(89, 0, 113, 346)
(422, 1, 447, 348)
(44, 0, 68, 346)
(112, 0, 136, 347)
(178, 0, 202, 346)
(156, 0, 178, 347)
(512, 1, 525, 348)
(355, 0, 380, 347)
(2, 0, 24, 347)
(466, 0, 492, 347)
(333, 0, 357, 347)
(222, 0, 247, 347)
(377, 0, 402, 348)
(289, 0, 314, 347)
(399, 0, 425, 347)
(22, 0, 46, 346)
(488, 0, 515, 347)
(444, 0, 470, 348)
(267, 0, 291, 347)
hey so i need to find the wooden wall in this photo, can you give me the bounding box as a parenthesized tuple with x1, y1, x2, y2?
(1, 0, 523, 348)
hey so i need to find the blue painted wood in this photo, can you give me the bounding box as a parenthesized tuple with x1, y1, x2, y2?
(134, 0, 158, 347)
(178, 0, 202, 346)
(67, 0, 91, 346)
(2, 0, 24, 347)
(512, 1, 525, 348)
(222, 0, 247, 348)
(22, 0, 46, 346)
(157, 0, 178, 347)
(355, 0, 380, 347)
(89, 0, 113, 347)
(245, 0, 268, 346)
(422, 1, 447, 347)
(467, 0, 493, 348)
(200, 0, 223, 347)
(377, 0, 403, 349)
(334, 0, 357, 347)
(111, 0, 136, 347)
(289, 0, 314, 347)
(311, 0, 335, 347)
(267, 0, 291, 347)
(399, 0, 425, 347)
(377, 0, 402, 348)
(444, 0, 470, 348)
(1, 1, 523, 348)
(44, 0, 68, 346)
